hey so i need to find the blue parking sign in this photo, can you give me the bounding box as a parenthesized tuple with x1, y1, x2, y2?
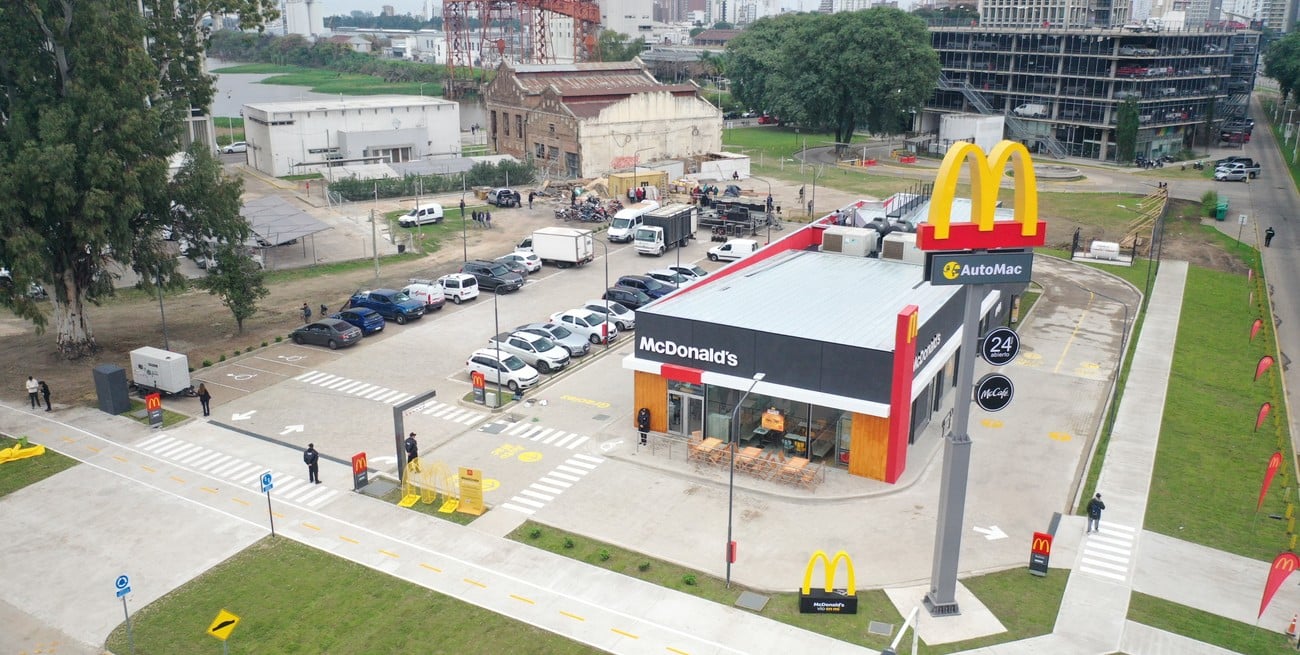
(260, 471, 273, 493)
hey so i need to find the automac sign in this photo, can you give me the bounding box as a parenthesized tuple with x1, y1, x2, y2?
(639, 336, 739, 367)
(928, 251, 1034, 286)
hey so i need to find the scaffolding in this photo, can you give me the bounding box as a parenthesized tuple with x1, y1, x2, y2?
(443, 0, 603, 97)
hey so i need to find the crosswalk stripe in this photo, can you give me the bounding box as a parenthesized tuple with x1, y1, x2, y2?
(276, 479, 308, 497)
(550, 471, 580, 482)
(556, 465, 588, 476)
(142, 435, 176, 452)
(567, 436, 589, 449)
(566, 459, 597, 470)
(156, 442, 190, 457)
(506, 422, 531, 436)
(240, 468, 269, 485)
(325, 377, 354, 390)
(337, 381, 366, 393)
(533, 483, 564, 495)
(190, 451, 224, 468)
(533, 428, 556, 442)
(293, 370, 319, 381)
(211, 459, 247, 476)
(1082, 550, 1130, 565)
(1080, 566, 1126, 581)
(573, 454, 605, 464)
(1080, 557, 1128, 573)
(553, 433, 577, 448)
(541, 431, 564, 445)
(442, 409, 468, 422)
(432, 405, 455, 417)
(295, 485, 328, 504)
(372, 390, 399, 402)
(179, 448, 212, 465)
(311, 374, 340, 386)
(200, 454, 232, 471)
(138, 434, 170, 449)
(363, 387, 390, 399)
(306, 489, 338, 507)
(167, 444, 201, 459)
(349, 383, 377, 396)
(388, 393, 413, 405)
(520, 489, 553, 501)
(540, 477, 572, 488)
(461, 413, 486, 426)
(510, 496, 546, 508)
(502, 503, 535, 515)
(1100, 523, 1136, 533)
(1086, 542, 1132, 557)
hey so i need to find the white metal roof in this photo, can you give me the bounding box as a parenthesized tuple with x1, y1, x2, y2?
(643, 250, 960, 352)
(243, 95, 456, 114)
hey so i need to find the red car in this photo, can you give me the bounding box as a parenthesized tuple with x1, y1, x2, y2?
(757, 114, 778, 125)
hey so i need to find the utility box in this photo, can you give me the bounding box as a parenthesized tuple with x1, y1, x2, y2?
(93, 364, 132, 415)
(129, 347, 192, 395)
(1090, 241, 1121, 260)
(821, 226, 876, 257)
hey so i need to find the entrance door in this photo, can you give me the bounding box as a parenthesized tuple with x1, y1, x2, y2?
(667, 391, 705, 437)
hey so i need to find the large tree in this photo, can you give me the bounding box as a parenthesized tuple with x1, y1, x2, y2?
(0, 1, 276, 358)
(1114, 97, 1140, 164)
(1265, 31, 1300, 105)
(727, 9, 940, 150)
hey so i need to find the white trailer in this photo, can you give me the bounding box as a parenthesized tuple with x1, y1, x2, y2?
(129, 347, 194, 396)
(527, 227, 595, 268)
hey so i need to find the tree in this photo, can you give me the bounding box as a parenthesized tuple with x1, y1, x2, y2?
(1265, 31, 1300, 106)
(727, 10, 939, 150)
(0, 1, 275, 358)
(596, 30, 646, 62)
(1114, 98, 1140, 163)
(713, 21, 734, 30)
(198, 246, 270, 334)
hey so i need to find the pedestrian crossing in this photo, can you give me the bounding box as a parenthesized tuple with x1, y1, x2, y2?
(1079, 522, 1136, 582)
(411, 399, 488, 426)
(501, 453, 605, 516)
(487, 420, 592, 451)
(136, 434, 340, 508)
(291, 370, 487, 427)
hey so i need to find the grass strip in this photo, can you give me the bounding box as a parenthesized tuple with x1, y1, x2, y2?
(0, 434, 78, 497)
(1129, 591, 1290, 653)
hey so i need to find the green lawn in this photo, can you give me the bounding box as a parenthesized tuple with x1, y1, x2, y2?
(213, 64, 439, 96)
(125, 399, 191, 429)
(213, 64, 307, 75)
(1129, 592, 1290, 653)
(0, 435, 77, 497)
(384, 204, 490, 256)
(104, 537, 599, 655)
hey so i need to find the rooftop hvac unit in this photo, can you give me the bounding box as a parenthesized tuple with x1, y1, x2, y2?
(821, 226, 876, 257)
(881, 232, 925, 265)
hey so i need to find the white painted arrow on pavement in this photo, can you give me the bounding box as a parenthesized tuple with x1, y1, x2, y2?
(230, 410, 256, 421)
(973, 525, 1008, 540)
(279, 425, 304, 435)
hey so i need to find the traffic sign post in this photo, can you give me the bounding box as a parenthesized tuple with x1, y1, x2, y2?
(115, 574, 135, 655)
(261, 471, 275, 536)
(207, 608, 241, 655)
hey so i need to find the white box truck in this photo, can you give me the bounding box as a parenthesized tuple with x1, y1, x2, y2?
(606, 200, 659, 243)
(635, 203, 695, 256)
(523, 227, 595, 268)
(129, 347, 193, 395)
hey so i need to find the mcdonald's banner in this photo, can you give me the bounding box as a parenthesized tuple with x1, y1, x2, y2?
(917, 141, 1047, 252)
(1257, 451, 1283, 512)
(1029, 532, 1053, 576)
(1250, 318, 1264, 342)
(1255, 355, 1275, 382)
(351, 452, 369, 491)
(1256, 402, 1272, 432)
(1259, 552, 1300, 619)
(799, 550, 858, 614)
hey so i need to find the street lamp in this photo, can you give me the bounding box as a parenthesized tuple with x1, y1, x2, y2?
(752, 175, 774, 244)
(726, 371, 766, 588)
(419, 82, 426, 97)
(493, 289, 503, 406)
(809, 165, 825, 218)
(461, 172, 468, 262)
(593, 239, 610, 350)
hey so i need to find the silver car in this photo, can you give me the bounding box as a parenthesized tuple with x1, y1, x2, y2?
(582, 299, 636, 331)
(517, 322, 592, 358)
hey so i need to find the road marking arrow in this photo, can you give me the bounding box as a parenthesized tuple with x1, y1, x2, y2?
(600, 439, 624, 453)
(279, 425, 304, 435)
(230, 411, 256, 421)
(973, 525, 1008, 540)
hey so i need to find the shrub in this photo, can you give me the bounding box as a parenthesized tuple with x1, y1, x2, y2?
(598, 548, 611, 561)
(638, 561, 651, 572)
(528, 527, 542, 539)
(202, 360, 212, 367)
(245, 347, 254, 353)
(682, 574, 698, 586)
(275, 336, 283, 343)
(218, 354, 226, 362)
(563, 537, 575, 549)
(1201, 190, 1219, 217)
(261, 341, 268, 347)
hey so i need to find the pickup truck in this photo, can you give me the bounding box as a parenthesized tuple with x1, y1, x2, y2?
(1214, 160, 1260, 179)
(346, 289, 426, 324)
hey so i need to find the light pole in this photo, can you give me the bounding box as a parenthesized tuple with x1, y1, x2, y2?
(809, 165, 824, 218)
(461, 172, 468, 262)
(633, 146, 653, 201)
(594, 239, 610, 349)
(726, 371, 766, 588)
(752, 176, 774, 244)
(493, 290, 503, 405)
(419, 82, 426, 97)
(155, 268, 169, 351)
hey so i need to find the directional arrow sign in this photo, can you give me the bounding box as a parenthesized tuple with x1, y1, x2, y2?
(279, 425, 304, 435)
(973, 525, 1008, 540)
(231, 410, 256, 421)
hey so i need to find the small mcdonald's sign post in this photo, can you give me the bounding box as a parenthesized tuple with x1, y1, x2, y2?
(799, 550, 858, 614)
(1029, 532, 1053, 576)
(351, 452, 369, 491)
(145, 392, 163, 429)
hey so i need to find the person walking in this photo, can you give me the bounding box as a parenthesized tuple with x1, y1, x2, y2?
(404, 432, 420, 473)
(25, 375, 39, 409)
(304, 443, 320, 484)
(485, 211, 492, 229)
(1265, 226, 1276, 247)
(320, 303, 328, 317)
(1086, 493, 1106, 533)
(197, 383, 212, 417)
(527, 191, 535, 209)
(459, 198, 466, 217)
(39, 380, 51, 412)
(300, 303, 312, 324)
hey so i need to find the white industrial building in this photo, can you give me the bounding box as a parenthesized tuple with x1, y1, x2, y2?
(281, 0, 325, 38)
(241, 96, 461, 178)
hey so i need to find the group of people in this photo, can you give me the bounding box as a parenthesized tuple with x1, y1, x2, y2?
(299, 432, 418, 485)
(471, 210, 493, 229)
(24, 375, 51, 411)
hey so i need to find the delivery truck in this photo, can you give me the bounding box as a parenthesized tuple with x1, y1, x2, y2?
(634, 203, 695, 256)
(521, 227, 595, 268)
(129, 346, 195, 396)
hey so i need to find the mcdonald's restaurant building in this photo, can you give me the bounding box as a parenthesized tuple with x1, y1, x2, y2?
(623, 211, 1015, 484)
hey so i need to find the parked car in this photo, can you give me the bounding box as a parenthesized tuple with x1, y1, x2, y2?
(347, 289, 425, 324)
(669, 264, 709, 281)
(437, 273, 480, 304)
(221, 141, 247, 154)
(487, 330, 570, 373)
(1215, 161, 1259, 179)
(582, 299, 636, 330)
(497, 251, 542, 273)
(331, 308, 385, 335)
(1214, 168, 1248, 181)
(461, 259, 524, 294)
(494, 255, 531, 278)
(603, 286, 653, 310)
(487, 188, 521, 208)
(291, 318, 363, 349)
(517, 322, 592, 358)
(1214, 156, 1255, 168)
(645, 269, 695, 289)
(401, 280, 447, 311)
(465, 348, 540, 392)
(615, 274, 676, 299)
(398, 203, 444, 227)
(550, 309, 618, 345)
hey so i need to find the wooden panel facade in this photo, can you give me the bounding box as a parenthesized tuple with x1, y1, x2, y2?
(848, 413, 889, 481)
(634, 371, 668, 432)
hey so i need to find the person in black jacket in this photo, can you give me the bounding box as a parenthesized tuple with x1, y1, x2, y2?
(304, 443, 320, 484)
(405, 432, 420, 473)
(1087, 493, 1106, 533)
(1265, 226, 1276, 247)
(637, 408, 651, 446)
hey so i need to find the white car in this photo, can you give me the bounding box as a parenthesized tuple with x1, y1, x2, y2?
(550, 309, 619, 345)
(582, 299, 636, 330)
(436, 273, 479, 304)
(669, 264, 709, 281)
(222, 141, 247, 154)
(398, 203, 444, 227)
(646, 269, 696, 289)
(498, 251, 542, 273)
(488, 330, 570, 373)
(466, 348, 540, 392)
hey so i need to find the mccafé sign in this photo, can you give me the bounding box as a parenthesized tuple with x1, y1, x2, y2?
(917, 141, 1046, 252)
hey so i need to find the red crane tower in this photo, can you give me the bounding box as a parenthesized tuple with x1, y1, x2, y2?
(443, 0, 603, 97)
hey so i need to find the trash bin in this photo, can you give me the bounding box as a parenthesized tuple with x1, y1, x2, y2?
(397, 244, 406, 253)
(1215, 200, 1229, 221)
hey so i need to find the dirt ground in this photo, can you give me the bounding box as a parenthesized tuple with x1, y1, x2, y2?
(0, 183, 1246, 410)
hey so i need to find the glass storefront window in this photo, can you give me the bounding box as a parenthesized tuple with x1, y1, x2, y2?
(836, 414, 852, 466)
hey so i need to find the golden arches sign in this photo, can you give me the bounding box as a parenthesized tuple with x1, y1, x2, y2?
(918, 140, 1046, 251)
(801, 549, 856, 596)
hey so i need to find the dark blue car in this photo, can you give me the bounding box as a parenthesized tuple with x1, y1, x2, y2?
(332, 308, 385, 335)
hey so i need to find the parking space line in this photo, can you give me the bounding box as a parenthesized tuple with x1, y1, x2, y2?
(252, 355, 311, 369)
(230, 362, 292, 378)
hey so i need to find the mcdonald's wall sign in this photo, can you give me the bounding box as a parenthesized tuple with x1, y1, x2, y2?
(1029, 531, 1053, 576)
(917, 141, 1047, 253)
(799, 550, 858, 614)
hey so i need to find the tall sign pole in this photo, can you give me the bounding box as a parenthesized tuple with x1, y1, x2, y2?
(916, 141, 1044, 616)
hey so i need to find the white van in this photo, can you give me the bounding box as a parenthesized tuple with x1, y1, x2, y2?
(707, 238, 758, 262)
(398, 203, 444, 227)
(606, 200, 660, 243)
(435, 273, 479, 304)
(1012, 103, 1048, 118)
(402, 279, 447, 311)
